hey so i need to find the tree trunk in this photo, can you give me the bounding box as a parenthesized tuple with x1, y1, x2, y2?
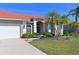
(54, 24, 58, 36)
(53, 24, 60, 40)
(60, 24, 64, 36)
(75, 14, 78, 22)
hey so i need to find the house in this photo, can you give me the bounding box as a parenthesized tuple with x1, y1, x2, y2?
(0, 11, 51, 39)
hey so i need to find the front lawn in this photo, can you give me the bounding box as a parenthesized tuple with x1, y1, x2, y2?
(30, 37, 79, 55)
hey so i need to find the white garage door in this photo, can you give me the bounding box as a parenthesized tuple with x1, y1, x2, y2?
(0, 24, 20, 39)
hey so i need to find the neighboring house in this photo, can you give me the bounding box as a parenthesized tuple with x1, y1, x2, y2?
(0, 11, 51, 39)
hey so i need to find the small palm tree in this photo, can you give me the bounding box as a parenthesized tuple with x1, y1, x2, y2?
(60, 15, 69, 35)
(46, 10, 69, 37)
(47, 11, 60, 36)
(47, 12, 69, 36)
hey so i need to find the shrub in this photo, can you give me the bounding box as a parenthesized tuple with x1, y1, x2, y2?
(63, 30, 79, 36)
(21, 32, 34, 38)
(32, 33, 39, 38)
(63, 30, 70, 36)
(71, 32, 79, 37)
(21, 32, 39, 38)
(42, 32, 53, 37)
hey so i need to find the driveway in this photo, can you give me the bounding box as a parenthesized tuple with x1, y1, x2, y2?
(0, 38, 46, 55)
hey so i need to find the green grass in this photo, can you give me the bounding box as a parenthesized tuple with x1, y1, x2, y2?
(30, 37, 79, 55)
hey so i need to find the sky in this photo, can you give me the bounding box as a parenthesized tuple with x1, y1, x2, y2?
(0, 3, 77, 21)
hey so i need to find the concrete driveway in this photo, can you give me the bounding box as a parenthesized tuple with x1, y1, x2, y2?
(0, 38, 46, 55)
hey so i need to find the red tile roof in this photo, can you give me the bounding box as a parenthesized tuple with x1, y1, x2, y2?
(0, 11, 45, 21)
(33, 16, 45, 20)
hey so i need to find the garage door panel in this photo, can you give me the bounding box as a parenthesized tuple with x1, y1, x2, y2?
(0, 24, 20, 39)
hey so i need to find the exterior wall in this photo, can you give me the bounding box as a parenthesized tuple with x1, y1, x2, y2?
(39, 23, 43, 33)
(49, 25, 73, 32)
(22, 21, 27, 34)
(42, 23, 46, 32)
(0, 20, 21, 24)
(63, 25, 73, 31)
(47, 24, 51, 32)
(77, 27, 79, 32)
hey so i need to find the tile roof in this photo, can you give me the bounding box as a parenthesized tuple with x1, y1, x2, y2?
(0, 11, 45, 21)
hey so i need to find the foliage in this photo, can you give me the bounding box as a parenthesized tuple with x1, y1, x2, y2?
(47, 11, 61, 25)
(63, 30, 71, 36)
(22, 32, 34, 38)
(42, 32, 53, 37)
(69, 21, 79, 27)
(61, 15, 69, 25)
(63, 30, 79, 37)
(47, 11, 69, 25)
(48, 11, 60, 18)
(68, 6, 79, 22)
(21, 32, 39, 38)
(32, 32, 40, 38)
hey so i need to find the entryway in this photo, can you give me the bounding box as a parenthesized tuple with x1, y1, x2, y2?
(37, 21, 43, 33)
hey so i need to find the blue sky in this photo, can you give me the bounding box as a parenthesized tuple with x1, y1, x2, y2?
(0, 3, 77, 20)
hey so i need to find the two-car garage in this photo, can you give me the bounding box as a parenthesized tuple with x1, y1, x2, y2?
(0, 20, 21, 39)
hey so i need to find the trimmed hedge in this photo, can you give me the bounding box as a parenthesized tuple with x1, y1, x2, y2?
(63, 30, 70, 36)
(42, 32, 53, 37)
(63, 30, 79, 37)
(21, 32, 39, 38)
(21, 32, 53, 38)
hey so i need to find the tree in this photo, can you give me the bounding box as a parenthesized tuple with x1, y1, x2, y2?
(47, 11, 67, 35)
(60, 15, 69, 35)
(68, 5, 79, 32)
(47, 11, 61, 36)
(68, 6, 79, 22)
(47, 11, 69, 36)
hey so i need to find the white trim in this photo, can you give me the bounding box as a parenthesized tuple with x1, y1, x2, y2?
(33, 20, 37, 33)
(30, 25, 32, 34)
(20, 23, 23, 37)
(0, 18, 29, 21)
(23, 21, 27, 33)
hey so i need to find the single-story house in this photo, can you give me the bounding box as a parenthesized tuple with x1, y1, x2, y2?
(0, 11, 51, 39)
